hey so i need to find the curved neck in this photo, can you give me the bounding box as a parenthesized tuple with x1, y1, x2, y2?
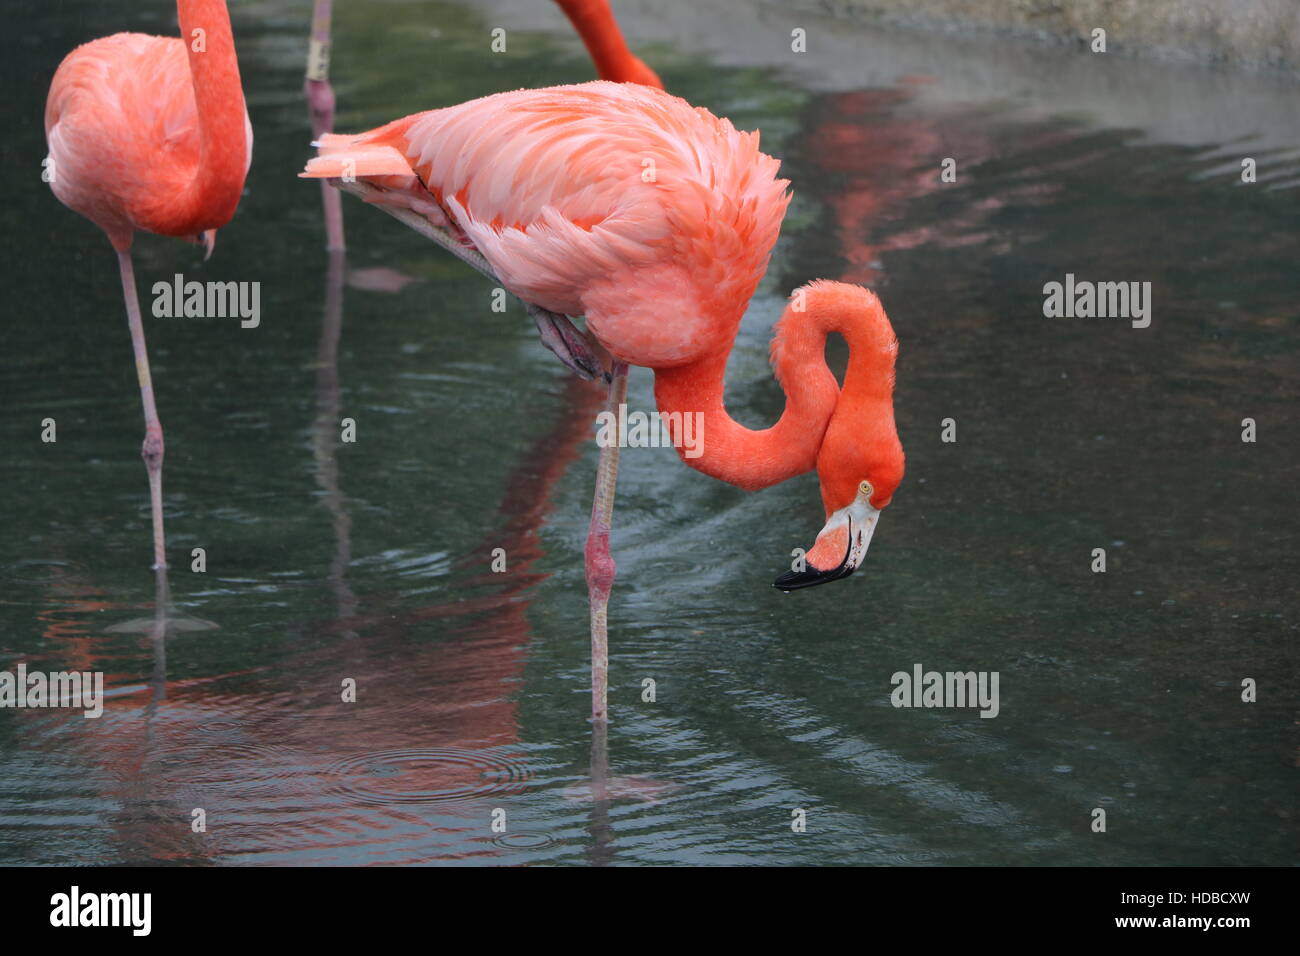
(174, 0, 247, 232)
(653, 283, 899, 497)
(814, 287, 902, 514)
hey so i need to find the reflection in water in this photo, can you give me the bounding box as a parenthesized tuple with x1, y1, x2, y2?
(312, 250, 357, 627)
(587, 719, 612, 867)
(327, 748, 533, 807)
(101, 239, 631, 861)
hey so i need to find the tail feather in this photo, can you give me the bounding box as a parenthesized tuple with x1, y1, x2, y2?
(300, 113, 425, 179)
(300, 144, 413, 179)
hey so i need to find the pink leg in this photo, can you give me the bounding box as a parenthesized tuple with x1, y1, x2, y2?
(306, 0, 345, 251)
(586, 362, 628, 722)
(116, 249, 167, 571)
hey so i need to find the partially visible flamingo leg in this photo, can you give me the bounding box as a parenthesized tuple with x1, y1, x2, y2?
(587, 361, 628, 723)
(305, 0, 344, 251)
(116, 248, 167, 571)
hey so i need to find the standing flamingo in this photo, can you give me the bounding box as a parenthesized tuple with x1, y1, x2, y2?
(301, 82, 905, 720)
(44, 0, 251, 571)
(301, 0, 660, 251)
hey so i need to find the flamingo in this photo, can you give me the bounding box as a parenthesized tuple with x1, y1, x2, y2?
(44, 0, 251, 571)
(301, 0, 660, 251)
(300, 82, 905, 721)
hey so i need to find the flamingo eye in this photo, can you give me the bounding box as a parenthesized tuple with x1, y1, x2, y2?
(859, 480, 874, 498)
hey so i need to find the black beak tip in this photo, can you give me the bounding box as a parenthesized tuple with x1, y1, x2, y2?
(773, 523, 858, 592)
(773, 563, 855, 592)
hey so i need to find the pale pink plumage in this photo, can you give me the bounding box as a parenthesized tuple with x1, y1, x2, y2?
(43, 0, 251, 572)
(304, 81, 790, 368)
(303, 79, 903, 606)
(45, 24, 251, 250)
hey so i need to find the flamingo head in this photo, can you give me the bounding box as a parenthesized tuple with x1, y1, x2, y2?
(774, 470, 900, 591)
(774, 300, 904, 591)
(780, 476, 898, 590)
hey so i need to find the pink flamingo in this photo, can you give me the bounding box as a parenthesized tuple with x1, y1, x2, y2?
(301, 0, 660, 251)
(44, 0, 251, 570)
(301, 82, 905, 721)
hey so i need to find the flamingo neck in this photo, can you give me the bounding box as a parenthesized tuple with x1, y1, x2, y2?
(653, 282, 897, 494)
(555, 0, 662, 87)
(811, 286, 902, 515)
(174, 0, 247, 233)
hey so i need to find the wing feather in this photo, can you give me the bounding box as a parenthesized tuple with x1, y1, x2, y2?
(302, 81, 791, 357)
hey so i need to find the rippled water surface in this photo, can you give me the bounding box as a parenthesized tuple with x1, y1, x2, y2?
(1, 0, 1296, 865)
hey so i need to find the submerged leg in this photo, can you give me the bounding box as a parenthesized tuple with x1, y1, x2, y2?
(116, 249, 166, 571)
(586, 362, 628, 722)
(306, 0, 345, 251)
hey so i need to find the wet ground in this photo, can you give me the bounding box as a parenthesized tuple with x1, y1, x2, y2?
(0, 0, 1295, 864)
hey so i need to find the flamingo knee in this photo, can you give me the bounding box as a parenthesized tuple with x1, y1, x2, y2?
(141, 424, 165, 473)
(585, 524, 617, 602)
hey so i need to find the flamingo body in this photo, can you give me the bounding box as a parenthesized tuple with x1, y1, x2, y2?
(303, 81, 904, 590)
(45, 5, 251, 250)
(43, 0, 250, 572)
(308, 83, 787, 370)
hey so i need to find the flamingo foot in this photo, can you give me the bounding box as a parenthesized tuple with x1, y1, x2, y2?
(345, 266, 423, 293)
(528, 304, 607, 382)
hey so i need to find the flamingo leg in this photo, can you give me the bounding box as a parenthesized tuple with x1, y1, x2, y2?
(306, 0, 345, 251)
(116, 249, 167, 571)
(331, 180, 627, 718)
(587, 361, 628, 723)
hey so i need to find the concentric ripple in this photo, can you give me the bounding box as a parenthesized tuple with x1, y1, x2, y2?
(492, 831, 557, 850)
(151, 743, 308, 799)
(327, 748, 533, 807)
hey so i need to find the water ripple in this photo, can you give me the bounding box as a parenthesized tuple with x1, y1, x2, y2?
(327, 748, 533, 807)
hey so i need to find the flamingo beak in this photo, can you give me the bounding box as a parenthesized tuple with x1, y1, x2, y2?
(773, 485, 881, 591)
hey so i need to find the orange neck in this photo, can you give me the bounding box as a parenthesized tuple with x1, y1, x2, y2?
(171, 0, 248, 234)
(653, 282, 900, 502)
(554, 0, 663, 88)
(812, 288, 903, 514)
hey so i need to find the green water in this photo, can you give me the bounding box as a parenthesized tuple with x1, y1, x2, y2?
(0, 0, 1295, 865)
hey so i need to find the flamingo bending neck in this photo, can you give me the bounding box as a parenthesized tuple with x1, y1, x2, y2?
(653, 280, 904, 516)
